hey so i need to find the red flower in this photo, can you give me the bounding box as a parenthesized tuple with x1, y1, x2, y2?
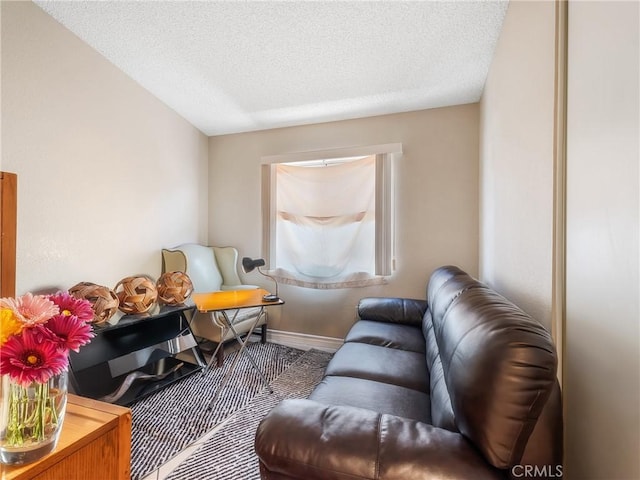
(0, 328, 68, 387)
(48, 292, 94, 323)
(44, 314, 94, 352)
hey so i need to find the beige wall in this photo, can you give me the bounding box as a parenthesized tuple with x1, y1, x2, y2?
(479, 0, 557, 329)
(209, 105, 479, 338)
(481, 0, 640, 477)
(565, 2, 639, 478)
(1, 1, 209, 294)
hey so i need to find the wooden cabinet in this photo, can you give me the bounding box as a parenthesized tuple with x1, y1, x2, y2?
(0, 171, 17, 297)
(0, 395, 131, 480)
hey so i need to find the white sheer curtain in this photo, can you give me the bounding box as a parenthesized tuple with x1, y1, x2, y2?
(273, 155, 383, 288)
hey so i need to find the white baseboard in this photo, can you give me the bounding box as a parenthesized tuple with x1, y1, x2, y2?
(267, 329, 343, 353)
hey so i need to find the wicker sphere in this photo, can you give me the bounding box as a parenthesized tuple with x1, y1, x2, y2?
(114, 275, 158, 314)
(69, 282, 120, 325)
(157, 271, 193, 305)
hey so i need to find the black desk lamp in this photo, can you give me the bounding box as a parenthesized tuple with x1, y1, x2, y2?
(242, 257, 280, 302)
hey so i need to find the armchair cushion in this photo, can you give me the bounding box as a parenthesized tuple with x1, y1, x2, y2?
(162, 244, 262, 293)
(212, 246, 244, 287)
(162, 244, 223, 293)
(161, 244, 266, 346)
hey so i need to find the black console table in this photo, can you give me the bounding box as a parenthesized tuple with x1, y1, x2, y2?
(68, 302, 205, 406)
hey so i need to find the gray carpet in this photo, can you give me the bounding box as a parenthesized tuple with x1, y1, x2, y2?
(165, 348, 332, 480)
(130, 342, 311, 480)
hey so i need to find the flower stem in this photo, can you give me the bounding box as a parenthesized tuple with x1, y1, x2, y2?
(2, 375, 63, 448)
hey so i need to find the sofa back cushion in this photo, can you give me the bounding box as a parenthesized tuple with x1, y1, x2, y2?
(423, 309, 457, 432)
(428, 267, 558, 469)
(424, 266, 482, 432)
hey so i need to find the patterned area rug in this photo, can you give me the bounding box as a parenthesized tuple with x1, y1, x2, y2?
(130, 342, 311, 480)
(165, 348, 332, 480)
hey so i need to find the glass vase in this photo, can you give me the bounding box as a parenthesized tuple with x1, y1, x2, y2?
(0, 371, 68, 465)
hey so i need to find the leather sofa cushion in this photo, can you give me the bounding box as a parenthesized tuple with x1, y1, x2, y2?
(436, 284, 558, 469)
(426, 349, 458, 432)
(357, 297, 427, 327)
(309, 375, 432, 423)
(422, 309, 457, 432)
(429, 272, 484, 333)
(325, 342, 429, 393)
(256, 399, 505, 480)
(345, 320, 425, 354)
(426, 265, 463, 306)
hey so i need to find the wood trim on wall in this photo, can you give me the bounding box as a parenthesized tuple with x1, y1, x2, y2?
(550, 2, 568, 465)
(551, 0, 568, 389)
(0, 171, 17, 297)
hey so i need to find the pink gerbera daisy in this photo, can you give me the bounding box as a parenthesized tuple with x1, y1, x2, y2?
(0, 328, 68, 387)
(0, 293, 59, 326)
(48, 292, 94, 323)
(43, 314, 94, 352)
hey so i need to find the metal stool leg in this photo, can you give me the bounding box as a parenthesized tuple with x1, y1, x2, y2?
(206, 308, 271, 410)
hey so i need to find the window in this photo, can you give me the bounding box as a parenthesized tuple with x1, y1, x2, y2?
(262, 144, 400, 289)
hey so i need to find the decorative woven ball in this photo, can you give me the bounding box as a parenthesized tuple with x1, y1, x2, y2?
(156, 271, 193, 305)
(114, 275, 158, 314)
(69, 282, 120, 325)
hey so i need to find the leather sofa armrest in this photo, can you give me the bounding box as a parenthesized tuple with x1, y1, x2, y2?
(357, 297, 427, 327)
(255, 399, 505, 480)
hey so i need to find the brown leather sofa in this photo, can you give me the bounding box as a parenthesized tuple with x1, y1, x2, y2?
(255, 266, 563, 480)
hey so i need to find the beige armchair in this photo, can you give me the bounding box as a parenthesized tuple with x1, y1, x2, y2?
(161, 244, 267, 366)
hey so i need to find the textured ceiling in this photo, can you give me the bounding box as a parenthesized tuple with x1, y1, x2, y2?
(34, 1, 508, 136)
